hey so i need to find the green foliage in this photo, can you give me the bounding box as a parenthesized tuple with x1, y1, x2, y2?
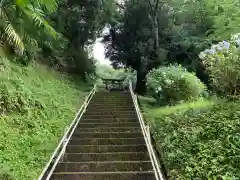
(141, 99, 240, 179)
(199, 35, 240, 96)
(38, 0, 118, 76)
(96, 64, 127, 79)
(146, 65, 206, 105)
(0, 58, 89, 180)
(0, 0, 58, 56)
(69, 48, 96, 76)
(138, 95, 157, 109)
(206, 0, 240, 40)
(0, 0, 116, 77)
(143, 98, 215, 116)
(95, 65, 135, 89)
(104, 0, 240, 92)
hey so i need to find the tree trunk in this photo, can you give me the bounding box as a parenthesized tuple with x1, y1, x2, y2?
(135, 69, 147, 95)
(154, 17, 159, 51)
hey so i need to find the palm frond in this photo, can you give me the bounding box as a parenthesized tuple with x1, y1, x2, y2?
(18, 5, 58, 38)
(30, 10, 57, 38)
(0, 7, 6, 20)
(0, 6, 24, 55)
(15, 0, 29, 7)
(3, 23, 24, 55)
(37, 0, 58, 13)
(23, 33, 38, 48)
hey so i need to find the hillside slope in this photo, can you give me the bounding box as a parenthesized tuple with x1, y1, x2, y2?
(0, 58, 90, 180)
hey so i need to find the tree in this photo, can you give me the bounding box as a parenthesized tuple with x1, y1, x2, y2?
(104, 0, 171, 93)
(40, 0, 119, 76)
(0, 0, 58, 56)
(148, 0, 160, 54)
(206, 0, 240, 40)
(104, 0, 217, 93)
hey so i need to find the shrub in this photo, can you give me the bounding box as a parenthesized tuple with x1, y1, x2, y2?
(199, 33, 240, 96)
(145, 101, 240, 180)
(146, 65, 206, 105)
(138, 95, 157, 109)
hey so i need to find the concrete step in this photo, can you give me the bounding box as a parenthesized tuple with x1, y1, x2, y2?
(86, 107, 135, 111)
(93, 94, 130, 97)
(82, 114, 136, 119)
(92, 94, 130, 97)
(90, 103, 132, 106)
(88, 104, 134, 108)
(90, 101, 133, 105)
(80, 119, 138, 123)
(71, 132, 143, 139)
(47, 92, 158, 180)
(90, 98, 132, 101)
(69, 137, 145, 145)
(55, 161, 152, 172)
(84, 111, 135, 116)
(66, 144, 147, 153)
(77, 127, 141, 133)
(86, 107, 135, 112)
(77, 122, 140, 128)
(93, 93, 129, 95)
(91, 101, 133, 104)
(51, 171, 155, 180)
(62, 152, 150, 162)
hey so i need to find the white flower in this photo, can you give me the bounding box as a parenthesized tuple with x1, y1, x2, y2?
(199, 52, 206, 59)
(231, 33, 240, 43)
(210, 48, 216, 54)
(204, 49, 216, 55)
(211, 44, 218, 50)
(155, 86, 162, 93)
(165, 79, 172, 85)
(222, 41, 230, 49)
(236, 39, 240, 46)
(216, 46, 223, 51)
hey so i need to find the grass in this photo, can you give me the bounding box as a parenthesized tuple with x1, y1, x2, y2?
(139, 96, 240, 179)
(148, 99, 215, 116)
(0, 58, 90, 180)
(138, 95, 216, 117)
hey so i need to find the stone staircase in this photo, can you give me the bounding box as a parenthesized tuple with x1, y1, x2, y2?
(49, 92, 157, 180)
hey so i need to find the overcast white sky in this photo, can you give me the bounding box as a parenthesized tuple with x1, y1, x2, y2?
(92, 25, 112, 66)
(93, 38, 111, 65)
(92, 0, 124, 66)
(92, 0, 124, 65)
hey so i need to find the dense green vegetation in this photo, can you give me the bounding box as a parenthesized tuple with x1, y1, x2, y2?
(1, 0, 240, 179)
(0, 0, 118, 179)
(146, 65, 206, 105)
(138, 34, 240, 179)
(0, 0, 117, 74)
(0, 58, 90, 179)
(103, 0, 240, 179)
(104, 0, 240, 93)
(140, 98, 240, 179)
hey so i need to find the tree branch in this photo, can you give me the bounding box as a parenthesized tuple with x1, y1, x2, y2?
(154, 0, 160, 17)
(116, 2, 125, 10)
(148, 0, 154, 15)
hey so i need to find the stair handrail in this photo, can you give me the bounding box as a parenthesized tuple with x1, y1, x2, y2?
(129, 81, 165, 180)
(36, 84, 97, 180)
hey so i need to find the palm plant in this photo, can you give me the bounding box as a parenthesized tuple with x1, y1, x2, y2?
(0, 0, 58, 56)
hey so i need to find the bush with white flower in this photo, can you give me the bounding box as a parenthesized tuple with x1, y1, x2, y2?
(146, 65, 206, 105)
(199, 33, 240, 95)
